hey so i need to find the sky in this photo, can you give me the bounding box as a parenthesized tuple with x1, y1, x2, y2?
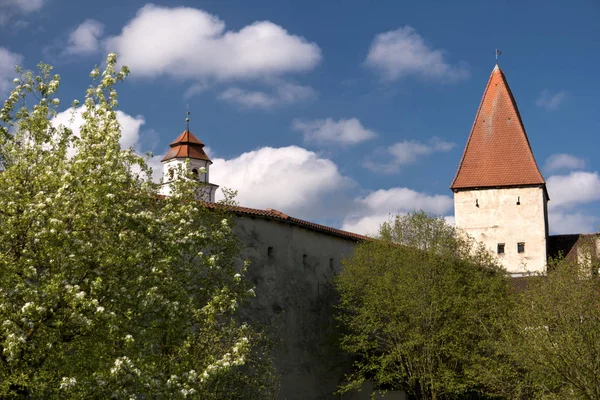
(1, 0, 599, 236)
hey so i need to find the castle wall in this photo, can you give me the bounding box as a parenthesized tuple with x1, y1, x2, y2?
(454, 186, 548, 274)
(234, 216, 361, 399)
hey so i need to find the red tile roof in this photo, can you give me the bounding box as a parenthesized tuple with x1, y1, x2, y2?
(204, 203, 370, 242)
(162, 130, 212, 163)
(451, 65, 545, 191)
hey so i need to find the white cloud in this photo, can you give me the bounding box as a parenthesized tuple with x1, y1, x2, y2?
(365, 26, 469, 82)
(292, 117, 377, 146)
(1, 0, 44, 12)
(536, 89, 567, 111)
(549, 210, 599, 235)
(65, 19, 104, 55)
(219, 82, 315, 109)
(183, 82, 211, 99)
(546, 171, 600, 234)
(0, 47, 23, 95)
(545, 153, 585, 173)
(0, 0, 45, 24)
(210, 146, 352, 215)
(51, 107, 145, 153)
(365, 137, 454, 173)
(341, 187, 453, 235)
(104, 4, 321, 81)
(547, 171, 600, 209)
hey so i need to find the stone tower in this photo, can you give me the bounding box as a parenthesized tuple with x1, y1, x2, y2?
(159, 128, 219, 202)
(451, 65, 549, 275)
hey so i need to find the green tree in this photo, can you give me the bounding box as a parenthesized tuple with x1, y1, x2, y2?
(335, 212, 513, 399)
(513, 249, 600, 400)
(0, 55, 277, 398)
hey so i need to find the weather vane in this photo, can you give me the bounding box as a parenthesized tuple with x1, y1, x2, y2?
(186, 104, 190, 131)
(495, 49, 502, 65)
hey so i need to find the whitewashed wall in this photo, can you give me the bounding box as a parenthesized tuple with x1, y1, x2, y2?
(454, 186, 548, 274)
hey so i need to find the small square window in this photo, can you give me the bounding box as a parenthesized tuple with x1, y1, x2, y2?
(517, 242, 525, 253)
(497, 243, 505, 254)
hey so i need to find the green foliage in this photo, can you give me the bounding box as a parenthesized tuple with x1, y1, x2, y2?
(335, 212, 513, 399)
(0, 55, 276, 398)
(513, 251, 600, 400)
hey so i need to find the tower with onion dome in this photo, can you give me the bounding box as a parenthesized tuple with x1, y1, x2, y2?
(451, 64, 549, 275)
(158, 119, 218, 202)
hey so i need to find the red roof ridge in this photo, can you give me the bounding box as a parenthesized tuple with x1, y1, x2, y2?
(451, 66, 546, 191)
(170, 130, 205, 147)
(203, 202, 370, 242)
(266, 208, 289, 219)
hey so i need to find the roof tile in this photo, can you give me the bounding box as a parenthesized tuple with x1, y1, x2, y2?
(162, 130, 211, 162)
(451, 65, 545, 190)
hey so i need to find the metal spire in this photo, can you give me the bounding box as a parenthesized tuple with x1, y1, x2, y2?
(495, 49, 502, 65)
(186, 104, 190, 131)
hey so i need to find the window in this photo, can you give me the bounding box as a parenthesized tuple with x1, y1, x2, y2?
(268, 246, 274, 258)
(517, 242, 525, 253)
(497, 243, 505, 254)
(191, 168, 199, 179)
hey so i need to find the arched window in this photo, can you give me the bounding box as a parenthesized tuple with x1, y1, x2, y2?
(191, 168, 199, 179)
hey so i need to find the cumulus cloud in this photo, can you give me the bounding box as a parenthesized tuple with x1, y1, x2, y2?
(51, 107, 145, 152)
(210, 146, 353, 217)
(104, 4, 321, 81)
(0, 47, 23, 95)
(365, 137, 454, 173)
(292, 117, 377, 146)
(219, 82, 315, 109)
(549, 210, 599, 235)
(536, 89, 567, 111)
(544, 153, 585, 173)
(65, 19, 104, 55)
(365, 26, 469, 82)
(547, 171, 600, 209)
(342, 188, 453, 235)
(0, 0, 45, 24)
(546, 171, 600, 234)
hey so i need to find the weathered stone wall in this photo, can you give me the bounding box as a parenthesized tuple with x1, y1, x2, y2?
(454, 186, 548, 274)
(234, 215, 361, 399)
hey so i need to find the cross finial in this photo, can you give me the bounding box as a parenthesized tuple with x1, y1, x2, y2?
(186, 104, 190, 131)
(495, 49, 502, 65)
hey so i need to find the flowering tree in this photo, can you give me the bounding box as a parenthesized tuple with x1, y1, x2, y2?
(0, 55, 276, 398)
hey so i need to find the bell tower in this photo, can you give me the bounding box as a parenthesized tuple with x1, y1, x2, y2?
(159, 124, 218, 202)
(451, 65, 549, 275)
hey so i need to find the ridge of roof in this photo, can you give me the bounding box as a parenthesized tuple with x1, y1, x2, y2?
(170, 130, 205, 147)
(162, 129, 211, 163)
(450, 66, 545, 191)
(204, 203, 370, 242)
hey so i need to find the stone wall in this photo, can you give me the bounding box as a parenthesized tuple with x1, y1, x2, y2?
(234, 215, 360, 399)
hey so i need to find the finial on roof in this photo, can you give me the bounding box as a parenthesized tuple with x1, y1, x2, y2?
(185, 103, 190, 131)
(495, 49, 502, 65)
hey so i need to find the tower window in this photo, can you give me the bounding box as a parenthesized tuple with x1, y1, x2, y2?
(268, 246, 274, 258)
(191, 168, 199, 179)
(517, 242, 525, 253)
(497, 243, 505, 254)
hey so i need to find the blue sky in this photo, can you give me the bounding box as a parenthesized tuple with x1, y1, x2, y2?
(1, 0, 599, 235)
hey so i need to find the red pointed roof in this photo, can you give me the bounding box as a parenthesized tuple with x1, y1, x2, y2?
(161, 130, 212, 163)
(451, 65, 545, 191)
